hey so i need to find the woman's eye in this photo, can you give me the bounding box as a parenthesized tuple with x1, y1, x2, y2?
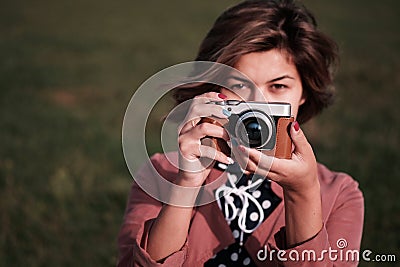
(271, 84, 288, 90)
(231, 83, 247, 90)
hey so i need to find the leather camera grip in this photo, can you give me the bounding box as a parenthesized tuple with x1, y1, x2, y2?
(275, 117, 294, 159)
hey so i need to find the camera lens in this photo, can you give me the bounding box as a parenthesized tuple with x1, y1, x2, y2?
(243, 118, 267, 147)
(235, 111, 274, 149)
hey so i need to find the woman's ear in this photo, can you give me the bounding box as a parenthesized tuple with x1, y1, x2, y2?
(299, 91, 306, 106)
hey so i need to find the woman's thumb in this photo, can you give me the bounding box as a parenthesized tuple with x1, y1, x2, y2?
(290, 121, 312, 155)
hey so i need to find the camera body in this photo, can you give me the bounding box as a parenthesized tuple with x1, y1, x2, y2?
(202, 100, 294, 159)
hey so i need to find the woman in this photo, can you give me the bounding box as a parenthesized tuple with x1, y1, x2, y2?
(117, 0, 364, 266)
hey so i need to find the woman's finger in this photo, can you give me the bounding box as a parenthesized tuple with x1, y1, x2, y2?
(190, 122, 230, 141)
(290, 121, 314, 159)
(180, 105, 230, 134)
(243, 145, 275, 169)
(236, 145, 275, 177)
(198, 144, 233, 165)
(179, 93, 229, 133)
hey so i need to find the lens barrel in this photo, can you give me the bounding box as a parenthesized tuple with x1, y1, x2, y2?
(235, 111, 274, 149)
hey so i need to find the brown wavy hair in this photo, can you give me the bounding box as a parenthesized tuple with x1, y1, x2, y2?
(173, 0, 339, 124)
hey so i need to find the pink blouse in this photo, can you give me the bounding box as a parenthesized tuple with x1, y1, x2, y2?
(117, 152, 364, 266)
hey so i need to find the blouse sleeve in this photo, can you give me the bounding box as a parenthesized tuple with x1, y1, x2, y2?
(268, 172, 364, 266)
(116, 155, 188, 267)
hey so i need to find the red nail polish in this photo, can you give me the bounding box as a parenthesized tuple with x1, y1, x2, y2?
(293, 121, 300, 131)
(218, 93, 227, 99)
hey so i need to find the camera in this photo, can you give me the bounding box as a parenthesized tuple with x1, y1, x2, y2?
(201, 100, 294, 159)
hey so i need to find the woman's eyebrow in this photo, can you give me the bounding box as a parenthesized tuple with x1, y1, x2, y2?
(226, 75, 252, 84)
(267, 75, 295, 83)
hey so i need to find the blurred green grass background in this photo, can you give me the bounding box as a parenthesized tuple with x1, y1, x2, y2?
(0, 0, 399, 266)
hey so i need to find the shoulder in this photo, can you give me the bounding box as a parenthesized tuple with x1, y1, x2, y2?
(317, 163, 358, 186)
(135, 152, 179, 181)
(317, 163, 364, 210)
(317, 163, 360, 190)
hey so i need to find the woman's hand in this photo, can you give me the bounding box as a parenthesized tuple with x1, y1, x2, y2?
(147, 92, 233, 261)
(233, 121, 322, 247)
(233, 121, 318, 195)
(177, 92, 233, 187)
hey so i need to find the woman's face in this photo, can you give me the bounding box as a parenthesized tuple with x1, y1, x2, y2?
(220, 49, 305, 119)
